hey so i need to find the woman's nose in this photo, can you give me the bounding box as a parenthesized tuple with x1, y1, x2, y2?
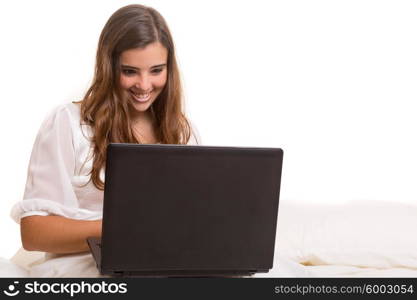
(135, 75, 152, 91)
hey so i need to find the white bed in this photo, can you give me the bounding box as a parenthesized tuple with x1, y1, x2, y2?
(272, 200, 417, 277)
(1, 200, 417, 277)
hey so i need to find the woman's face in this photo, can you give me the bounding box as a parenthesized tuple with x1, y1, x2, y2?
(119, 42, 168, 115)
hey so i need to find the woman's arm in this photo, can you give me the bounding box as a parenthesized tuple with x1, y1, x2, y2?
(21, 215, 102, 254)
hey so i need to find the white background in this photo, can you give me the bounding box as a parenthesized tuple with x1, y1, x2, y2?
(0, 0, 416, 258)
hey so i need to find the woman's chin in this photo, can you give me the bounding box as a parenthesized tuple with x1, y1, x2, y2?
(131, 100, 153, 113)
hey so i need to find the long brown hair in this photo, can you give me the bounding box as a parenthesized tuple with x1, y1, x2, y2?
(78, 4, 192, 190)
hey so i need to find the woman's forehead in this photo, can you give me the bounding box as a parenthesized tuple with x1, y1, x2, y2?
(120, 42, 168, 69)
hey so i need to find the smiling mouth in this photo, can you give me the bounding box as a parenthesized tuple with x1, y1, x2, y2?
(130, 90, 152, 102)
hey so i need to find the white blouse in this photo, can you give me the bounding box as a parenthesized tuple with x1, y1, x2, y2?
(11, 102, 199, 224)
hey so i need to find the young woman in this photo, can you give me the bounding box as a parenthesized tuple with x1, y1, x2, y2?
(10, 4, 198, 276)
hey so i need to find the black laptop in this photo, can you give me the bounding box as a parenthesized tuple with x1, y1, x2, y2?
(87, 143, 283, 277)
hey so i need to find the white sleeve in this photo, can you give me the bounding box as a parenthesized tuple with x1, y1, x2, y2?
(188, 120, 202, 145)
(10, 106, 80, 223)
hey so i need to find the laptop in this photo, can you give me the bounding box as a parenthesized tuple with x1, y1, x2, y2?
(87, 143, 283, 277)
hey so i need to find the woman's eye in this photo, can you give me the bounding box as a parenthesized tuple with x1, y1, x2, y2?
(151, 68, 163, 74)
(122, 69, 136, 76)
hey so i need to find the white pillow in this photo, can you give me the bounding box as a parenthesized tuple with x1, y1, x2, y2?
(276, 200, 417, 269)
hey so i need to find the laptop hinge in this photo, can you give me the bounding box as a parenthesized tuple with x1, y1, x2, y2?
(113, 271, 125, 277)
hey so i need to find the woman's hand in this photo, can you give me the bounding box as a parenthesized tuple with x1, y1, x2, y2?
(21, 216, 102, 254)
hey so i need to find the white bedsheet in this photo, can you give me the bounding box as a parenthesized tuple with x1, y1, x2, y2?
(2, 252, 417, 278)
(0, 252, 310, 278)
(0, 258, 28, 277)
(0, 250, 103, 278)
(304, 264, 417, 277)
(276, 200, 417, 277)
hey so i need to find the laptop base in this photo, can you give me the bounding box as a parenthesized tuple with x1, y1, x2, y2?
(87, 237, 264, 278)
(106, 270, 257, 278)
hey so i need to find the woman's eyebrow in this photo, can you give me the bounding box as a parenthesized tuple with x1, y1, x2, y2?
(121, 64, 167, 70)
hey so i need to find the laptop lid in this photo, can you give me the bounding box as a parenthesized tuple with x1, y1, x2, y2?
(101, 144, 283, 275)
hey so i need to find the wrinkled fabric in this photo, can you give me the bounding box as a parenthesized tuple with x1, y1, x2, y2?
(11, 103, 103, 223)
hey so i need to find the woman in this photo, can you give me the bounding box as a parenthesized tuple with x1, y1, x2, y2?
(10, 4, 197, 276)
